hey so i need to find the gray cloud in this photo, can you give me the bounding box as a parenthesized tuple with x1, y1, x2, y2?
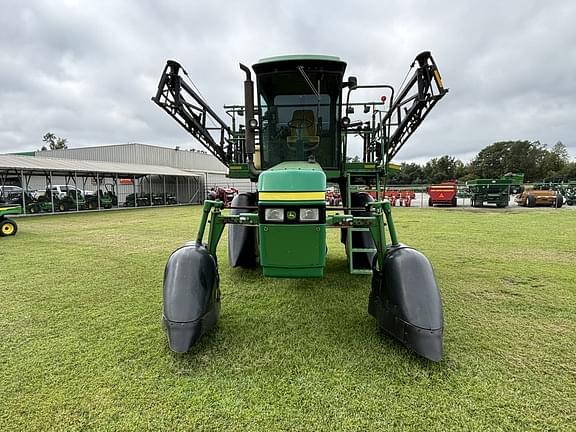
(1, 0, 575, 163)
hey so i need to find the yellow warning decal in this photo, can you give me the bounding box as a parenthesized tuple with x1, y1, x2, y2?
(433, 69, 444, 89)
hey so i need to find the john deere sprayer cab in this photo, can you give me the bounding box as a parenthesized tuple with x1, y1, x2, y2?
(153, 51, 448, 361)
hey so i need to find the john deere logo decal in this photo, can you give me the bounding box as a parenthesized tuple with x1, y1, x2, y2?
(287, 210, 297, 220)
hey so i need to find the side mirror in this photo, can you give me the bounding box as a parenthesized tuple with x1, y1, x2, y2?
(346, 76, 358, 89)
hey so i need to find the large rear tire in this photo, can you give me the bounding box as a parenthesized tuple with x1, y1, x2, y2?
(527, 194, 536, 207)
(555, 194, 564, 208)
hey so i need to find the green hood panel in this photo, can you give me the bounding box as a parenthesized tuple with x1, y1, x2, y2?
(258, 162, 326, 192)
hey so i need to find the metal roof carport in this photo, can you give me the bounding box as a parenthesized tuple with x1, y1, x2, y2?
(0, 155, 203, 214)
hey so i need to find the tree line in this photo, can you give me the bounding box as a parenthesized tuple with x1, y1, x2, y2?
(388, 140, 576, 184)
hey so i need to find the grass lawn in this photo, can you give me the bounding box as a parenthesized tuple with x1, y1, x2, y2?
(0, 206, 575, 431)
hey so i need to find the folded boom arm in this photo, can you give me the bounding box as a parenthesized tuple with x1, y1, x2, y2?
(152, 60, 233, 167)
(378, 51, 448, 162)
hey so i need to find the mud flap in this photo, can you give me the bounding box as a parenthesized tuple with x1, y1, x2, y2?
(228, 192, 259, 268)
(369, 244, 443, 361)
(163, 243, 220, 353)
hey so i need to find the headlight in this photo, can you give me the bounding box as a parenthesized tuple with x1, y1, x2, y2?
(299, 208, 319, 222)
(264, 208, 284, 222)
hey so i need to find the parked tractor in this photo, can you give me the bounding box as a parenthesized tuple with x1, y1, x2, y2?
(0, 191, 41, 214)
(153, 51, 448, 361)
(55, 189, 86, 211)
(36, 191, 55, 213)
(158, 193, 178, 205)
(85, 190, 114, 210)
(103, 184, 119, 206)
(124, 193, 150, 207)
(0, 205, 21, 236)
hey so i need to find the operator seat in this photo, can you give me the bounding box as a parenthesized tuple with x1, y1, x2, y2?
(287, 110, 320, 146)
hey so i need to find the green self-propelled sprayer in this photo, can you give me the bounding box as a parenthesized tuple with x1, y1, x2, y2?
(153, 51, 448, 361)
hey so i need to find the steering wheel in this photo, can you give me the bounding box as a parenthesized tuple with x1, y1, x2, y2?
(288, 118, 313, 129)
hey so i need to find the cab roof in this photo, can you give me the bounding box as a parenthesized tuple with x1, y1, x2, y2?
(256, 54, 342, 64)
(252, 55, 347, 75)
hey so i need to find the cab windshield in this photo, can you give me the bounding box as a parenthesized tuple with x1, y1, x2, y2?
(257, 69, 342, 169)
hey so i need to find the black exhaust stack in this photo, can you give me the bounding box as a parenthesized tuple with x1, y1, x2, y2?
(239, 63, 260, 177)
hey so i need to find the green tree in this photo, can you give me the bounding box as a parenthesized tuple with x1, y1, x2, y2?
(389, 162, 425, 184)
(423, 155, 462, 183)
(542, 141, 570, 179)
(551, 141, 569, 162)
(42, 132, 68, 150)
(470, 140, 550, 181)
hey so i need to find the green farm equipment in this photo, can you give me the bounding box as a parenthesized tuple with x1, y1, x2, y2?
(153, 51, 448, 361)
(124, 193, 150, 207)
(0, 191, 41, 214)
(145, 193, 165, 206)
(103, 184, 118, 206)
(0, 205, 21, 236)
(36, 191, 55, 213)
(162, 194, 178, 205)
(85, 190, 114, 210)
(467, 173, 524, 208)
(560, 181, 576, 205)
(503, 173, 525, 195)
(56, 189, 86, 212)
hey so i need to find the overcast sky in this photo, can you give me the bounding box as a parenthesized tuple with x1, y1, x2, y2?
(1, 0, 575, 164)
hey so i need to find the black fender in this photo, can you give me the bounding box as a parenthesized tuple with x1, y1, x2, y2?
(369, 244, 443, 361)
(163, 243, 220, 352)
(228, 192, 259, 268)
(341, 192, 376, 269)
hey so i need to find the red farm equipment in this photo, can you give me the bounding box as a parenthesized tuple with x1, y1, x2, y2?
(325, 188, 342, 206)
(427, 181, 458, 207)
(207, 187, 238, 207)
(383, 189, 415, 207)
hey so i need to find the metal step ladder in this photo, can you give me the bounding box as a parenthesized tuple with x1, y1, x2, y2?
(346, 227, 376, 275)
(344, 171, 379, 275)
